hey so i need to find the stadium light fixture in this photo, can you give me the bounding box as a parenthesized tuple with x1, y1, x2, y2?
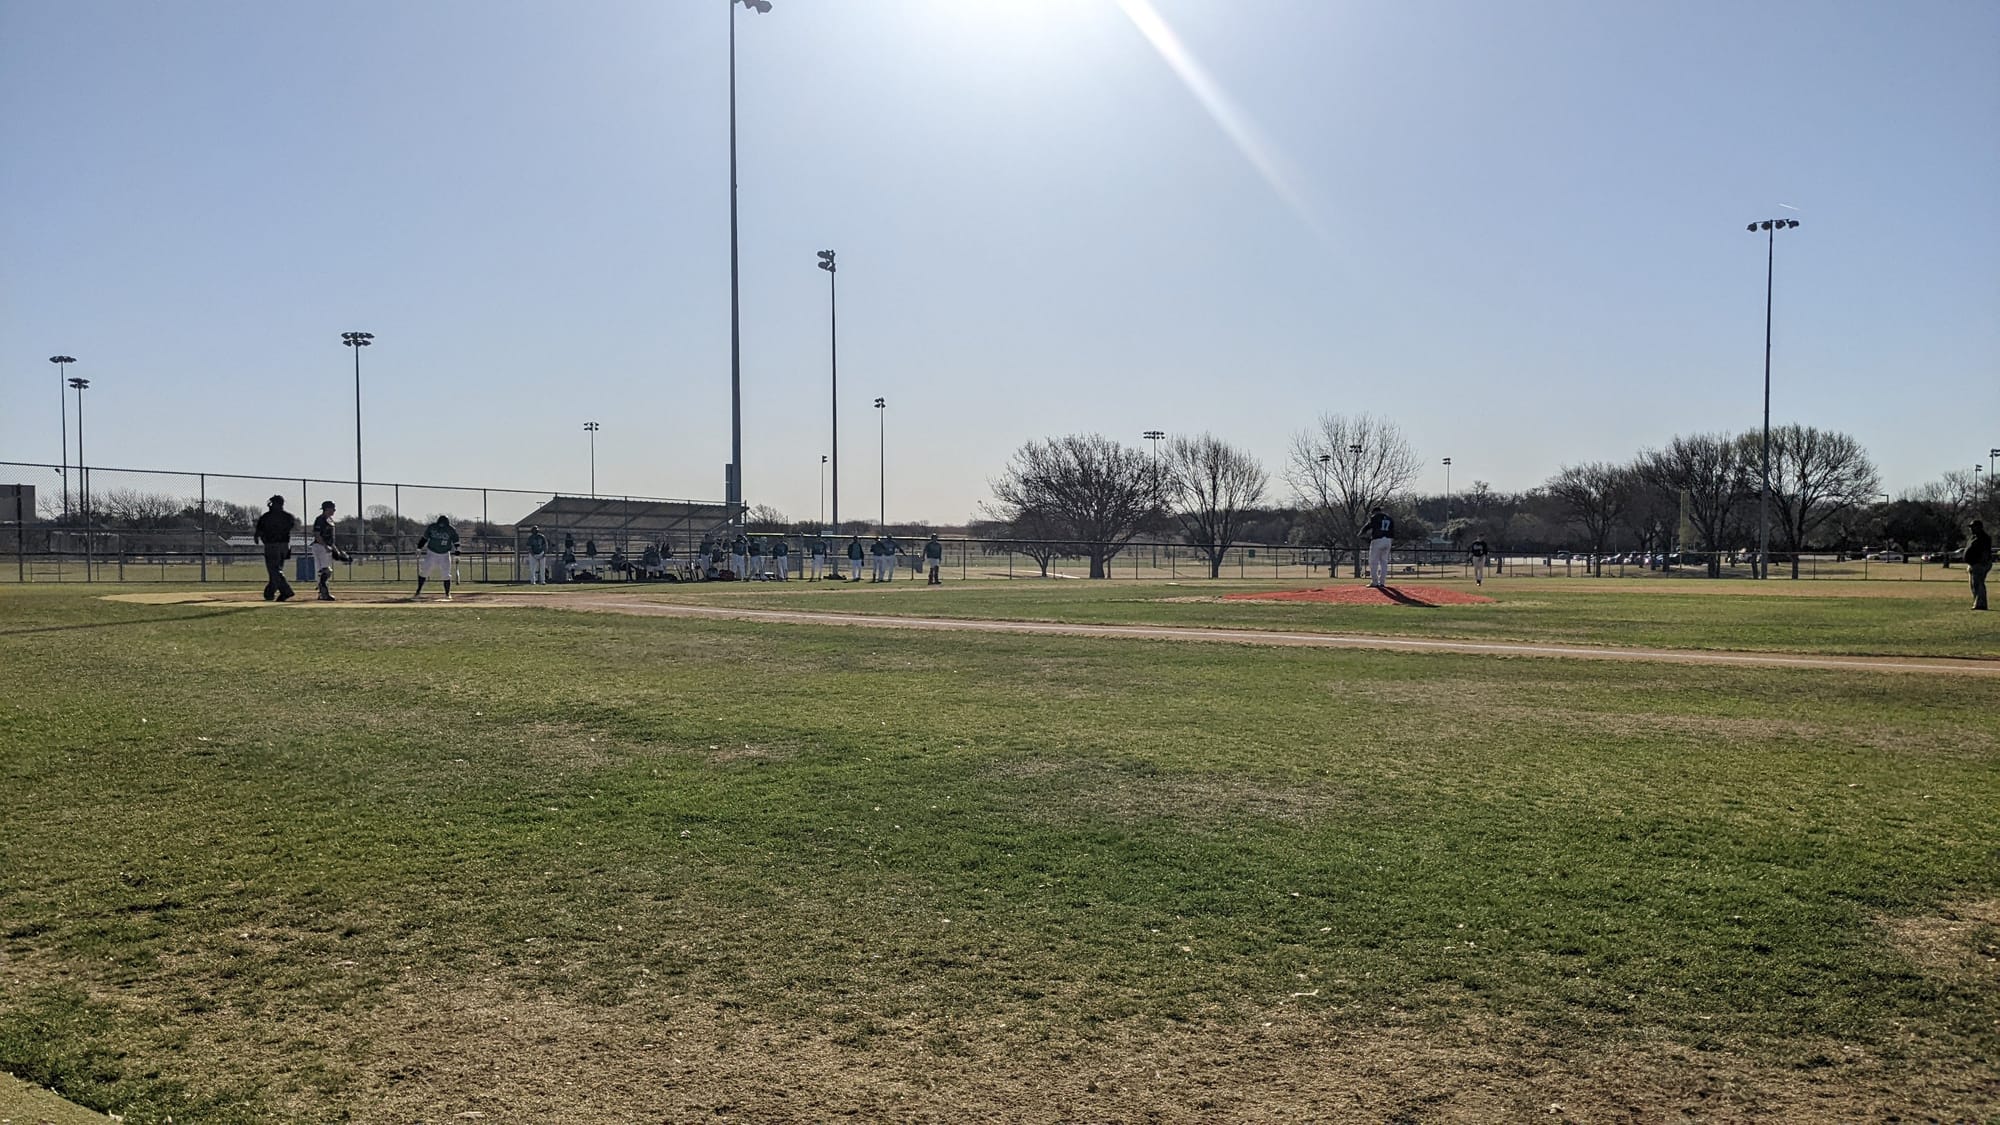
(49, 356, 75, 520)
(1747, 217, 1801, 579)
(727, 0, 775, 529)
(818, 249, 838, 532)
(342, 331, 375, 558)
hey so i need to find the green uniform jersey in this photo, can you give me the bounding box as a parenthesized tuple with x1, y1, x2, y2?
(847, 541, 864, 560)
(923, 540, 942, 560)
(527, 532, 547, 555)
(422, 524, 459, 554)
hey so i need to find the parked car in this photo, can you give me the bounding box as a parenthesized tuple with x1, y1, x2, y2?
(1871, 551, 1905, 563)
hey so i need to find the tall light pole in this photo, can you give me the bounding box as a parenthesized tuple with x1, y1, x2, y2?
(819, 454, 828, 528)
(49, 356, 75, 520)
(727, 0, 774, 529)
(818, 249, 838, 532)
(1990, 448, 1998, 481)
(585, 422, 601, 497)
(1747, 217, 1800, 579)
(1442, 457, 1452, 533)
(342, 331, 374, 558)
(874, 396, 886, 530)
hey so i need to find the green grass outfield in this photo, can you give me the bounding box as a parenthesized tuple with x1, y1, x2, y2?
(578, 573, 1999, 659)
(1, 583, 1995, 1122)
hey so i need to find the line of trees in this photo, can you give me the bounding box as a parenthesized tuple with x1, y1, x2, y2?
(983, 416, 1990, 579)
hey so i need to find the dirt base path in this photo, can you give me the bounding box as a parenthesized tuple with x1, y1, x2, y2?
(529, 595, 2000, 677)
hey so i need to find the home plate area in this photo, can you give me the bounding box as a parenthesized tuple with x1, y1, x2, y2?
(1222, 584, 1496, 607)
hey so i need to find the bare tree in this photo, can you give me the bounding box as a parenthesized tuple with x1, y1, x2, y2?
(1618, 466, 1677, 556)
(989, 510, 1070, 578)
(1765, 425, 1879, 578)
(1164, 433, 1266, 578)
(1641, 433, 1752, 577)
(988, 434, 1167, 579)
(1285, 413, 1419, 577)
(95, 489, 189, 529)
(1911, 470, 1980, 562)
(1543, 462, 1634, 575)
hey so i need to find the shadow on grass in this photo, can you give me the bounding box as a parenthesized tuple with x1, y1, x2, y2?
(0, 608, 249, 638)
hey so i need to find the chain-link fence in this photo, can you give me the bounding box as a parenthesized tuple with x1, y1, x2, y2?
(1, 460, 1971, 585)
(0, 461, 732, 585)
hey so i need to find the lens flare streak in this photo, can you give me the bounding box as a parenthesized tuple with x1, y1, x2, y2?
(1113, 0, 1327, 241)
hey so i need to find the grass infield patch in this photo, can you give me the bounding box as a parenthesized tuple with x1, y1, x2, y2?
(1, 584, 1996, 1121)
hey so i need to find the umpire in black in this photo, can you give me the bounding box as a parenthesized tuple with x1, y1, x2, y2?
(254, 495, 298, 602)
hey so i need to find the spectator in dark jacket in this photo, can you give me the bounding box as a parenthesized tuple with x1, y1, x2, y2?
(1965, 519, 1991, 611)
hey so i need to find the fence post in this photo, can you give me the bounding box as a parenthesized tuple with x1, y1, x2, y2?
(482, 489, 490, 583)
(394, 483, 402, 583)
(199, 474, 209, 583)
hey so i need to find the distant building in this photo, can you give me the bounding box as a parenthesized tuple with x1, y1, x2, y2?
(1, 484, 36, 523)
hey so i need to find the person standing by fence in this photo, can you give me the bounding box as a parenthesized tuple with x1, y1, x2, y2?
(924, 533, 944, 585)
(847, 535, 865, 582)
(1965, 519, 1991, 611)
(1468, 536, 1490, 585)
(255, 495, 298, 602)
(772, 536, 790, 581)
(808, 534, 827, 581)
(525, 525, 549, 585)
(1366, 507, 1395, 589)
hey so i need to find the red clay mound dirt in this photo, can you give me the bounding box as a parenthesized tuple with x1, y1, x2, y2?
(1223, 584, 1495, 607)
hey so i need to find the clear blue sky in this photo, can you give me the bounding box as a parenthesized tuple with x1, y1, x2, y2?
(4, 0, 1996, 526)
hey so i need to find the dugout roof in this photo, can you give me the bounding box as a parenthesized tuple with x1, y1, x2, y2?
(514, 495, 735, 541)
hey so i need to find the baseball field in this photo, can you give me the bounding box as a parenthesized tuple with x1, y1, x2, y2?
(1, 577, 1994, 1122)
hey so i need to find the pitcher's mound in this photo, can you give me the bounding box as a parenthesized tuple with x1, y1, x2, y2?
(1224, 584, 1495, 607)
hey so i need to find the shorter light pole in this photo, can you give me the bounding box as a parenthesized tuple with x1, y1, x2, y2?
(818, 249, 838, 531)
(1442, 457, 1453, 533)
(874, 397, 887, 530)
(1989, 448, 1998, 481)
(68, 376, 90, 579)
(584, 422, 601, 497)
(342, 331, 374, 558)
(67, 377, 90, 514)
(820, 454, 828, 529)
(50, 356, 75, 519)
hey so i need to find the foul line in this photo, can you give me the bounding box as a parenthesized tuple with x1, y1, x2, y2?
(549, 598, 2000, 677)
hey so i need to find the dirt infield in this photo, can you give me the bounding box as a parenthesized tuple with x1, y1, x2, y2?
(540, 597, 2000, 677)
(1223, 583, 1496, 606)
(94, 589, 1998, 676)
